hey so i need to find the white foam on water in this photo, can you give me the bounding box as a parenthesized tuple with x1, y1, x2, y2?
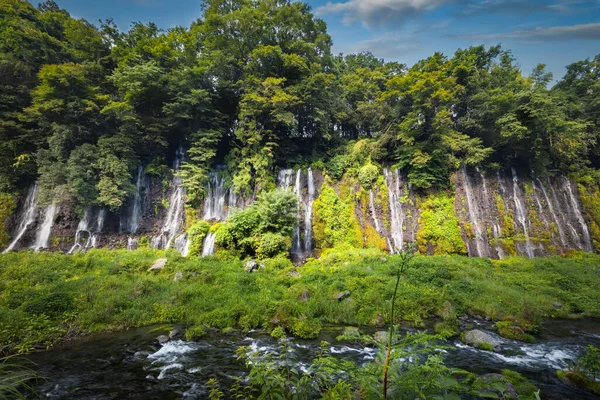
(157, 363, 184, 379)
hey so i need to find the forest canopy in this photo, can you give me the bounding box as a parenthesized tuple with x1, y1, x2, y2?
(1, 0, 599, 210)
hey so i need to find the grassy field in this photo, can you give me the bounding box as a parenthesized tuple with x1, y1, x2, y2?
(1, 247, 599, 354)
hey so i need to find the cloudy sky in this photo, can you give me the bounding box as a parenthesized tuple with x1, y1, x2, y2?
(54, 0, 600, 80)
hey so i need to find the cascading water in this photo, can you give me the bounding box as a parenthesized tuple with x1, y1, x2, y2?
(31, 202, 57, 252)
(461, 165, 488, 257)
(384, 168, 406, 254)
(277, 169, 294, 190)
(303, 168, 315, 253)
(536, 178, 567, 247)
(124, 166, 145, 234)
(369, 189, 382, 234)
(477, 168, 504, 258)
(203, 173, 229, 221)
(511, 168, 535, 258)
(562, 177, 593, 252)
(69, 208, 107, 254)
(3, 184, 38, 253)
(202, 232, 216, 257)
(152, 148, 187, 253)
(127, 237, 138, 251)
(291, 170, 303, 256)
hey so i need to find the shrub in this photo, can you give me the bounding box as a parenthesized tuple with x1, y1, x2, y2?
(358, 164, 379, 190)
(579, 345, 600, 380)
(326, 155, 350, 180)
(24, 291, 74, 318)
(291, 318, 321, 339)
(187, 220, 210, 256)
(257, 233, 290, 259)
(0, 193, 16, 249)
(255, 190, 298, 236)
(185, 325, 206, 341)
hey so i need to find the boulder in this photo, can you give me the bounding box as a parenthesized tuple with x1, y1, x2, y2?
(480, 374, 519, 399)
(373, 331, 389, 343)
(288, 270, 301, 278)
(463, 329, 501, 351)
(244, 260, 259, 273)
(169, 328, 182, 339)
(148, 258, 168, 271)
(334, 290, 351, 301)
(552, 302, 563, 309)
(156, 335, 170, 344)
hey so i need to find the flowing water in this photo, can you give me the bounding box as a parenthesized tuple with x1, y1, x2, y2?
(3, 184, 38, 253)
(303, 168, 315, 254)
(203, 173, 232, 221)
(26, 319, 600, 400)
(122, 166, 146, 234)
(461, 165, 489, 258)
(152, 148, 187, 253)
(384, 168, 406, 253)
(202, 232, 216, 257)
(511, 168, 536, 258)
(31, 202, 57, 251)
(68, 208, 107, 254)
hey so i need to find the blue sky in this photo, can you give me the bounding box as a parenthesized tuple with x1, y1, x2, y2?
(55, 0, 600, 80)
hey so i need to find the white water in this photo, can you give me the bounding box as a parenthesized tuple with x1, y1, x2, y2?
(31, 202, 57, 251)
(124, 166, 145, 234)
(3, 184, 38, 253)
(174, 233, 190, 257)
(277, 169, 294, 190)
(201, 232, 216, 257)
(203, 173, 227, 221)
(562, 177, 593, 251)
(384, 168, 405, 253)
(537, 178, 567, 247)
(303, 168, 315, 253)
(292, 170, 302, 256)
(461, 165, 487, 257)
(511, 168, 535, 258)
(477, 168, 504, 258)
(69, 208, 107, 254)
(152, 148, 187, 253)
(127, 237, 138, 251)
(369, 189, 382, 234)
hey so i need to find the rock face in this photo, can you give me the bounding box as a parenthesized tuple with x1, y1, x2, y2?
(463, 329, 501, 351)
(148, 258, 167, 271)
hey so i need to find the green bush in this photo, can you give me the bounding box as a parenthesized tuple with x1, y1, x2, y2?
(358, 164, 379, 190)
(257, 233, 290, 259)
(24, 291, 74, 318)
(326, 155, 350, 180)
(256, 190, 298, 236)
(187, 220, 210, 256)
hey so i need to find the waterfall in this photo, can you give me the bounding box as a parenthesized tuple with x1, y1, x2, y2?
(369, 189, 382, 233)
(152, 148, 187, 252)
(511, 168, 535, 258)
(384, 168, 405, 254)
(3, 184, 38, 253)
(31, 202, 57, 251)
(461, 165, 487, 257)
(477, 168, 503, 258)
(303, 168, 315, 253)
(562, 177, 593, 251)
(203, 173, 228, 221)
(277, 169, 294, 190)
(537, 178, 567, 247)
(174, 233, 190, 257)
(531, 179, 549, 228)
(291, 169, 302, 256)
(202, 232, 216, 257)
(127, 237, 138, 251)
(123, 166, 145, 234)
(69, 208, 106, 254)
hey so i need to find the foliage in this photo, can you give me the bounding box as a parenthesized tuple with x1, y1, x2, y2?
(0, 354, 38, 399)
(0, 194, 15, 249)
(578, 345, 600, 381)
(417, 194, 466, 255)
(187, 220, 210, 256)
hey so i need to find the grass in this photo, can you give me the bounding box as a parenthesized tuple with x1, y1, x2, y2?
(0, 247, 599, 354)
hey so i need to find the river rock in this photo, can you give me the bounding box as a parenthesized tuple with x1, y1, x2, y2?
(552, 302, 563, 309)
(334, 290, 351, 301)
(244, 260, 259, 273)
(148, 258, 168, 271)
(480, 374, 519, 399)
(156, 335, 170, 344)
(373, 331, 389, 343)
(370, 313, 384, 326)
(463, 329, 501, 351)
(169, 328, 182, 339)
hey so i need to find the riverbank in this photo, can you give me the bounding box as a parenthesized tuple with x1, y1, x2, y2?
(1, 248, 599, 354)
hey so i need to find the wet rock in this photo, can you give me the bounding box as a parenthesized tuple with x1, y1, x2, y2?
(334, 290, 351, 301)
(148, 258, 167, 271)
(173, 272, 184, 282)
(244, 260, 259, 273)
(169, 328, 182, 339)
(463, 329, 501, 351)
(156, 335, 170, 344)
(299, 290, 310, 302)
(344, 327, 361, 337)
(480, 374, 519, 399)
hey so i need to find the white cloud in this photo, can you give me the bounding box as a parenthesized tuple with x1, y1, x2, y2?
(316, 0, 452, 27)
(453, 22, 600, 41)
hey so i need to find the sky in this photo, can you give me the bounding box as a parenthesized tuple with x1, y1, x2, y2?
(54, 0, 600, 80)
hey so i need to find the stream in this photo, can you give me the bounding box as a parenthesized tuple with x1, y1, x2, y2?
(26, 319, 600, 399)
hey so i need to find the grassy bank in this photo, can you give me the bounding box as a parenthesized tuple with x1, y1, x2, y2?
(1, 247, 599, 354)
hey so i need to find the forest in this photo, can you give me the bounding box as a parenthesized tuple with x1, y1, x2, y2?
(1, 0, 599, 212)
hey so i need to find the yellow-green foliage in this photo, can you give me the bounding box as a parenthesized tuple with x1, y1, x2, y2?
(495, 195, 515, 237)
(312, 182, 362, 249)
(363, 225, 388, 251)
(416, 194, 466, 255)
(0, 193, 16, 249)
(578, 183, 600, 251)
(187, 220, 211, 256)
